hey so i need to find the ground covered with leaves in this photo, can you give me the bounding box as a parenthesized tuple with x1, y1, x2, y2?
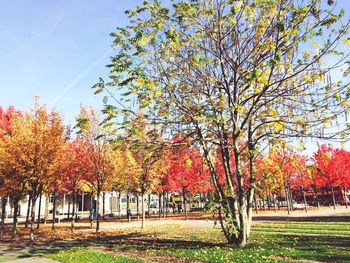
(1, 216, 349, 263)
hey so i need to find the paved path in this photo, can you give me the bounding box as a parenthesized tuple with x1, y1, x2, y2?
(5, 257, 59, 263)
(0, 243, 65, 263)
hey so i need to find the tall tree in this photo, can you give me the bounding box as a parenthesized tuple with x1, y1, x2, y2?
(0, 107, 24, 239)
(21, 101, 65, 243)
(76, 105, 116, 233)
(163, 140, 211, 219)
(62, 139, 93, 231)
(124, 113, 166, 227)
(97, 0, 350, 246)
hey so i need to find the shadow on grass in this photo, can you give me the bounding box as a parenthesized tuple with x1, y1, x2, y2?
(0, 231, 224, 261)
(253, 215, 350, 222)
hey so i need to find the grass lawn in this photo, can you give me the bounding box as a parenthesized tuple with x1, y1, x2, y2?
(38, 220, 350, 263)
(44, 248, 146, 263)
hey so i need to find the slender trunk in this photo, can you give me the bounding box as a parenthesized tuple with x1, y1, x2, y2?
(331, 187, 336, 210)
(344, 189, 348, 208)
(141, 190, 145, 228)
(165, 192, 169, 217)
(148, 194, 151, 217)
(12, 199, 19, 239)
(118, 192, 122, 219)
(71, 192, 75, 231)
(313, 187, 320, 209)
(75, 198, 78, 221)
(183, 190, 188, 220)
(254, 192, 258, 214)
(162, 192, 165, 218)
(136, 194, 140, 220)
(67, 201, 71, 219)
(127, 192, 131, 222)
(96, 190, 100, 233)
(158, 193, 162, 219)
(25, 194, 32, 228)
(90, 195, 93, 227)
(36, 194, 42, 229)
(288, 187, 294, 211)
(52, 190, 56, 230)
(0, 197, 6, 238)
(302, 189, 308, 213)
(284, 186, 290, 215)
(262, 192, 266, 211)
(29, 196, 37, 244)
(273, 193, 277, 213)
(102, 192, 105, 220)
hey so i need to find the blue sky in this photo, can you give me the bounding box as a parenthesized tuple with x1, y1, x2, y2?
(0, 0, 144, 124)
(0, 0, 349, 131)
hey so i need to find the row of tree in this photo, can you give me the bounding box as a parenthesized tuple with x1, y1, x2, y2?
(0, 103, 212, 242)
(1, 102, 349, 244)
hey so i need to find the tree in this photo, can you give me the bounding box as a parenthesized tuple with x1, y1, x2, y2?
(123, 113, 166, 227)
(312, 145, 349, 209)
(163, 139, 211, 219)
(111, 142, 140, 221)
(0, 107, 24, 239)
(18, 101, 65, 243)
(62, 139, 93, 231)
(76, 105, 116, 233)
(97, 0, 350, 246)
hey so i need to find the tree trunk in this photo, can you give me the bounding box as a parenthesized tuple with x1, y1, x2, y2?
(141, 191, 145, 228)
(127, 192, 131, 222)
(102, 192, 105, 220)
(71, 192, 75, 231)
(288, 187, 294, 211)
(25, 194, 32, 228)
(148, 194, 151, 217)
(343, 188, 348, 208)
(90, 195, 93, 227)
(118, 192, 122, 219)
(162, 192, 165, 218)
(96, 190, 100, 233)
(165, 192, 169, 217)
(136, 194, 140, 220)
(0, 197, 6, 238)
(303, 189, 308, 213)
(29, 197, 37, 244)
(273, 193, 277, 213)
(36, 194, 42, 229)
(183, 191, 188, 220)
(254, 192, 258, 214)
(217, 198, 251, 247)
(67, 201, 71, 219)
(313, 188, 320, 209)
(284, 186, 290, 215)
(331, 187, 336, 210)
(12, 199, 19, 239)
(158, 193, 162, 219)
(52, 190, 56, 230)
(262, 192, 266, 211)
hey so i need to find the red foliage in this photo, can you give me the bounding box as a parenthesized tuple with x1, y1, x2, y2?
(0, 106, 21, 136)
(313, 145, 350, 190)
(162, 141, 211, 194)
(61, 139, 93, 194)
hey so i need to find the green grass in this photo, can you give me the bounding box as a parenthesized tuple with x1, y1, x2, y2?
(112, 222, 350, 263)
(45, 248, 145, 263)
(40, 220, 350, 263)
